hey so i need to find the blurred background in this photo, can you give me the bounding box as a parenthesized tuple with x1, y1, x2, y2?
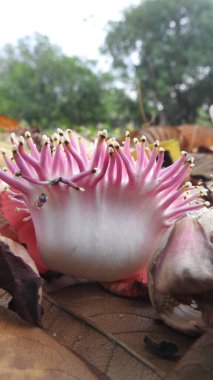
(0, 0, 212, 138)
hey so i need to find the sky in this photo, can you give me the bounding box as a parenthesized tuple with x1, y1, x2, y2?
(0, 0, 140, 69)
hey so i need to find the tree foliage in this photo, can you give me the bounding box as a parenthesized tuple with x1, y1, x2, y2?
(103, 0, 213, 124)
(0, 34, 106, 128)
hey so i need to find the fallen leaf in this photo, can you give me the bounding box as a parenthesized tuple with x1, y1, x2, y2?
(179, 125, 213, 152)
(0, 115, 20, 131)
(0, 306, 101, 380)
(120, 124, 213, 152)
(0, 237, 42, 326)
(43, 290, 164, 379)
(42, 283, 196, 377)
(119, 126, 182, 148)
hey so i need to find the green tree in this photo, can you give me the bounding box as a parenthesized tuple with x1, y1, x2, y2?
(100, 73, 141, 128)
(0, 34, 106, 128)
(103, 0, 213, 124)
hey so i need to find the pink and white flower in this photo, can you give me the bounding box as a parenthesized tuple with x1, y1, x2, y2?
(0, 129, 205, 284)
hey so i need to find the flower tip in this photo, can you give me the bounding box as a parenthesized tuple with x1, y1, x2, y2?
(42, 135, 49, 145)
(98, 129, 107, 139)
(188, 157, 194, 164)
(52, 133, 59, 142)
(159, 147, 164, 153)
(108, 137, 116, 146)
(0, 148, 7, 155)
(185, 156, 194, 166)
(108, 146, 114, 155)
(141, 135, 146, 143)
(185, 181, 192, 187)
(57, 128, 64, 136)
(59, 136, 64, 144)
(200, 190, 208, 197)
(18, 136, 25, 145)
(91, 167, 100, 174)
(64, 139, 70, 146)
(10, 133, 16, 141)
(114, 141, 120, 149)
(12, 146, 18, 154)
(133, 137, 139, 144)
(204, 201, 210, 207)
(25, 131, 31, 138)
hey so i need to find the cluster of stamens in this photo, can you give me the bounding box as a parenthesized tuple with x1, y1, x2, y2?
(0, 129, 209, 227)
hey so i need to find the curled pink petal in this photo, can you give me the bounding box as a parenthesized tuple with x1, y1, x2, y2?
(148, 208, 213, 334)
(0, 188, 47, 273)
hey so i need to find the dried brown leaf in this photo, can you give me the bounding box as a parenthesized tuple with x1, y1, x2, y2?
(0, 237, 42, 326)
(43, 284, 197, 378)
(0, 114, 20, 131)
(120, 124, 213, 152)
(179, 125, 213, 152)
(119, 126, 182, 147)
(0, 306, 101, 380)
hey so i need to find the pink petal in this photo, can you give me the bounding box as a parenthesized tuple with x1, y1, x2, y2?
(1, 190, 47, 273)
(18, 221, 47, 274)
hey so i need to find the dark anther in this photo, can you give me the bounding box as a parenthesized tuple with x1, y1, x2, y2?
(36, 193, 48, 208)
(15, 170, 23, 177)
(49, 177, 62, 185)
(39, 193, 48, 203)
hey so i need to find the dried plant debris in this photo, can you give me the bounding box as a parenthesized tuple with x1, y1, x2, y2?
(144, 336, 180, 359)
(191, 153, 213, 180)
(0, 236, 43, 326)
